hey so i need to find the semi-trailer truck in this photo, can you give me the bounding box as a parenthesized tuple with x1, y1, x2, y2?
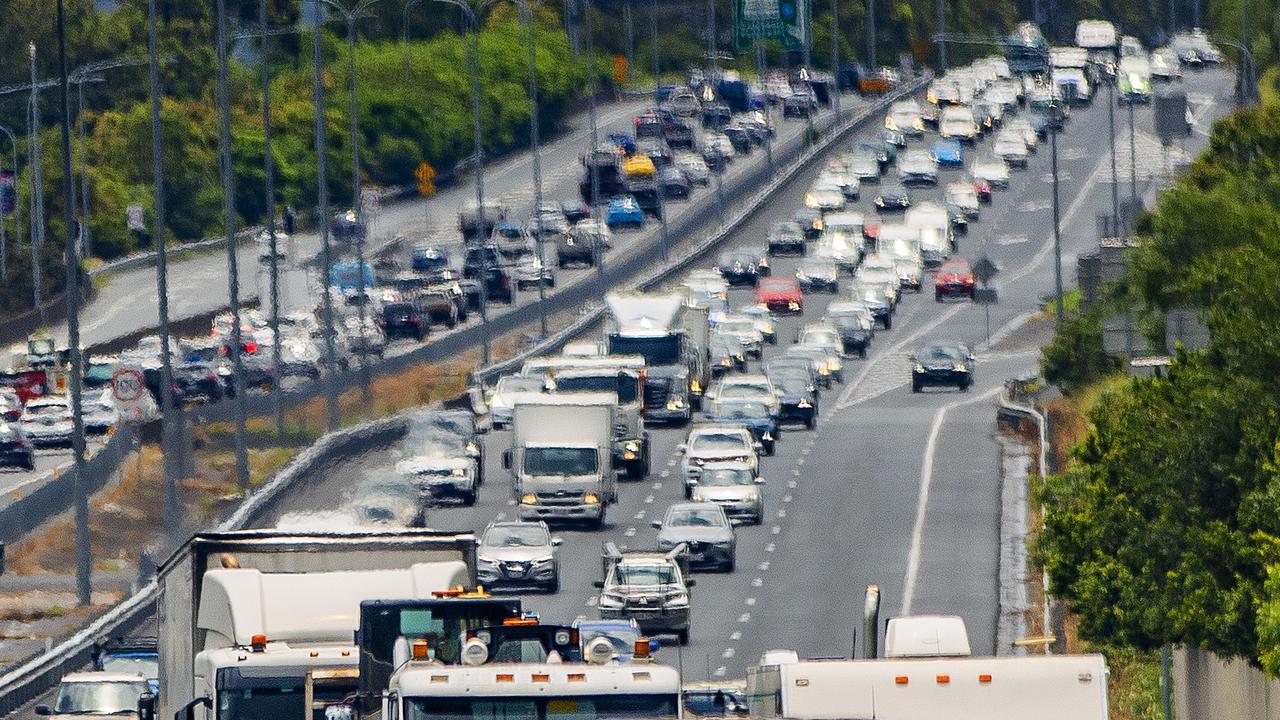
(604, 293, 710, 415)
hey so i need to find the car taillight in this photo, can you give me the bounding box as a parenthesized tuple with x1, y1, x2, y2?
(244, 342, 258, 354)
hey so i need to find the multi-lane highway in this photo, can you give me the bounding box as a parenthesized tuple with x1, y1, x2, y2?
(243, 66, 1235, 682)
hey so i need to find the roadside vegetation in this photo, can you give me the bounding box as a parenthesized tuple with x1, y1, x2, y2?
(1036, 96, 1280, 673)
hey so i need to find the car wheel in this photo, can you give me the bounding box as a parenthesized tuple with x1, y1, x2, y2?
(22, 455, 35, 471)
(464, 489, 478, 506)
(725, 555, 736, 573)
(765, 440, 775, 456)
(684, 483, 693, 499)
(935, 292, 943, 302)
(959, 379, 972, 392)
(859, 347, 868, 359)
(677, 629, 690, 645)
(547, 575, 560, 594)
(883, 316, 893, 330)
(912, 379, 922, 393)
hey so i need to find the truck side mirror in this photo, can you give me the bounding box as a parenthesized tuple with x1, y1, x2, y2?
(551, 537, 563, 547)
(677, 444, 687, 453)
(502, 449, 513, 470)
(651, 520, 663, 529)
(755, 477, 766, 485)
(593, 580, 605, 589)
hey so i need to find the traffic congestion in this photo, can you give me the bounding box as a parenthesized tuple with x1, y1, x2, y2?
(0, 12, 1237, 720)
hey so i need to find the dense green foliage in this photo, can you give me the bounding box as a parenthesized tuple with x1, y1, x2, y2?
(1038, 100, 1280, 669)
(1039, 307, 1122, 394)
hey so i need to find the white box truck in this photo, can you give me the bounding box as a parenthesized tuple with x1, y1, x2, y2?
(156, 529, 477, 720)
(604, 293, 710, 420)
(505, 393, 617, 528)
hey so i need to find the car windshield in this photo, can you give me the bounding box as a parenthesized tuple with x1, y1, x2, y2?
(497, 376, 544, 396)
(667, 507, 727, 527)
(615, 563, 677, 586)
(713, 400, 769, 418)
(55, 681, 146, 714)
(803, 330, 839, 345)
(699, 467, 755, 487)
(771, 374, 811, 393)
(758, 279, 794, 293)
(719, 383, 770, 399)
(718, 320, 756, 335)
(100, 656, 159, 680)
(799, 260, 835, 274)
(690, 432, 748, 452)
(483, 525, 549, 548)
(922, 344, 964, 362)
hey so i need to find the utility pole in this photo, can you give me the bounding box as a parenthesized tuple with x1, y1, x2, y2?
(583, 0, 606, 284)
(864, 0, 874, 69)
(0, 124, 19, 280)
(830, 0, 841, 123)
(258, 0, 285, 439)
(29, 43, 46, 322)
(1106, 77, 1120, 234)
(313, 0, 341, 431)
(935, 0, 946, 71)
(147, 0, 182, 547)
(651, 0, 670, 263)
(708, 0, 725, 225)
(519, 0, 549, 336)
(56, 0, 92, 608)
(1128, 100, 1138, 211)
(216, 0, 251, 491)
(624, 0, 634, 86)
(75, 82, 90, 259)
(755, 41, 773, 175)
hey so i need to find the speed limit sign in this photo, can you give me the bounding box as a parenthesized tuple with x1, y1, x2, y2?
(112, 368, 145, 402)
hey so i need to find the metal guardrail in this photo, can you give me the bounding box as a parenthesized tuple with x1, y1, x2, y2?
(0, 76, 927, 715)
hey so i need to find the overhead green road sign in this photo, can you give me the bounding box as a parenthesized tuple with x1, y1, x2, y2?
(736, 0, 809, 50)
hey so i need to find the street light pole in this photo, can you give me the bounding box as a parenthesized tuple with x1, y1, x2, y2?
(216, 0, 250, 491)
(147, 0, 183, 547)
(56, 0, 93, 607)
(518, 0, 549, 336)
(0, 125, 19, 280)
(935, 0, 946, 70)
(75, 81, 90, 259)
(863, 0, 873, 69)
(830, 0, 840, 124)
(583, 0, 606, 282)
(258, 0, 286, 439)
(624, 0, 634, 86)
(29, 42, 46, 322)
(1106, 77, 1120, 234)
(313, 1, 341, 431)
(1127, 99, 1138, 210)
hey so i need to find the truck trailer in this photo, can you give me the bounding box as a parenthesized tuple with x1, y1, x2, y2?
(156, 529, 478, 720)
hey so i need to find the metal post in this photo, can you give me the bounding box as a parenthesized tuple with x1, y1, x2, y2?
(467, 4, 491, 366)
(75, 81, 90, 259)
(1192, 0, 1200, 28)
(861, 585, 880, 659)
(831, 0, 841, 123)
(707, 0, 716, 76)
(0, 125, 17, 280)
(216, 0, 251, 490)
(344, 8, 372, 400)
(624, 0, 634, 86)
(260, 0, 285, 439)
(1167, 0, 1175, 38)
(756, 41, 773, 175)
(313, 2, 341, 431)
(29, 43, 46, 322)
(1106, 78, 1120, 235)
(56, 0, 92, 607)
(147, 0, 182, 546)
(801, 0, 814, 144)
(1049, 101, 1064, 325)
(1127, 100, 1138, 211)
(520, 0, 548, 336)
(863, 0, 873, 70)
(651, 0, 670, 263)
(1161, 645, 1173, 720)
(583, 0, 605, 284)
(935, 0, 946, 71)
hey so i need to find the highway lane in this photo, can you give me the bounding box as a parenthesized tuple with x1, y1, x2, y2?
(1, 68, 1234, 719)
(246, 67, 1236, 681)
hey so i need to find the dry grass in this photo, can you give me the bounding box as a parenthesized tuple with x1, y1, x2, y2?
(0, 591, 122, 624)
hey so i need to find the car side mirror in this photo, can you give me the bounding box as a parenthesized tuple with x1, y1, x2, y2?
(755, 477, 766, 485)
(677, 443, 687, 453)
(651, 520, 663, 529)
(551, 537, 563, 547)
(35, 706, 51, 716)
(593, 580, 606, 589)
(967, 354, 976, 363)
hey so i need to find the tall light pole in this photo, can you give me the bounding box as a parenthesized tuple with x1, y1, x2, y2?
(432, 0, 493, 364)
(1105, 72, 1120, 234)
(56, 0, 92, 607)
(582, 0, 606, 282)
(935, 0, 946, 70)
(255, 0, 286, 439)
(517, 0, 550, 336)
(75, 81, 90, 259)
(863, 0, 873, 69)
(652, 0, 671, 262)
(830, 0, 841, 123)
(316, 0, 381, 397)
(1127, 99, 1138, 210)
(623, 0, 634, 86)
(147, 0, 183, 546)
(0, 125, 19, 280)
(29, 42, 46, 322)
(313, 1, 341, 431)
(216, 0, 250, 490)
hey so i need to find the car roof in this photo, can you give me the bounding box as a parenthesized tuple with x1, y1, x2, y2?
(61, 671, 149, 683)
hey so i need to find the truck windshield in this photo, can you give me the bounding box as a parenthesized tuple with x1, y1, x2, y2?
(607, 335, 680, 366)
(524, 448, 599, 476)
(405, 694, 678, 720)
(552, 374, 638, 404)
(216, 673, 353, 720)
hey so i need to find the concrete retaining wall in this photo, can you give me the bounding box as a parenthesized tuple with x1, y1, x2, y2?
(1175, 645, 1280, 720)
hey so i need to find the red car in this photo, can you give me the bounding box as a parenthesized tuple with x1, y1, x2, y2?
(756, 277, 805, 314)
(972, 178, 992, 204)
(863, 213, 881, 243)
(935, 258, 976, 301)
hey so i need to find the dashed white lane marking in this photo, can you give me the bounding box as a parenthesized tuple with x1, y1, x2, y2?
(765, 543, 776, 552)
(644, 494, 654, 504)
(792, 468, 801, 476)
(653, 482, 663, 489)
(758, 561, 770, 571)
(783, 494, 792, 503)
(494, 512, 506, 521)
(751, 577, 763, 587)
(996, 234, 1030, 245)
(744, 597, 757, 606)
(730, 631, 742, 641)
(787, 480, 797, 489)
(777, 509, 787, 518)
(666, 458, 677, 467)
(737, 612, 751, 623)
(507, 499, 517, 505)
(771, 526, 781, 535)
(805, 438, 816, 447)
(634, 511, 646, 520)
(722, 648, 736, 659)
(659, 470, 670, 478)
(624, 527, 637, 537)
(800, 447, 811, 455)
(586, 596, 598, 607)
(713, 666, 727, 677)
(901, 385, 1003, 616)
(795, 457, 805, 466)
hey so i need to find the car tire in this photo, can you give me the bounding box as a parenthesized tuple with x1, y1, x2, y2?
(684, 483, 693, 500)
(805, 415, 816, 430)
(959, 379, 972, 392)
(547, 576, 560, 594)
(859, 347, 868, 359)
(883, 316, 893, 330)
(463, 489, 478, 507)
(765, 440, 775, 456)
(22, 456, 35, 471)
(677, 629, 690, 646)
(912, 380, 922, 393)
(725, 555, 736, 573)
(935, 292, 943, 302)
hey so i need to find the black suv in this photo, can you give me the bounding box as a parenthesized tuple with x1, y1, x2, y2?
(379, 301, 427, 341)
(462, 245, 515, 304)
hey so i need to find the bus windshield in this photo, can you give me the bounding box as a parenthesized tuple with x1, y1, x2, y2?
(405, 694, 679, 720)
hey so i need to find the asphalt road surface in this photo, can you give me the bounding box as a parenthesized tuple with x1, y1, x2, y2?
(4, 67, 1234, 718)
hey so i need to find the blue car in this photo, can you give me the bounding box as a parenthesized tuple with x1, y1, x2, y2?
(931, 138, 965, 168)
(608, 132, 636, 155)
(704, 398, 779, 455)
(606, 194, 645, 230)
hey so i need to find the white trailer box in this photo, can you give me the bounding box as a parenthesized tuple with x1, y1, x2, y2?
(1075, 20, 1118, 50)
(754, 655, 1109, 720)
(157, 529, 477, 720)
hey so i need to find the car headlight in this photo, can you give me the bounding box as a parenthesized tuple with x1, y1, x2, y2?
(667, 397, 686, 410)
(884, 117, 897, 130)
(584, 492, 600, 505)
(690, 379, 701, 393)
(762, 432, 773, 441)
(797, 398, 812, 409)
(521, 493, 537, 505)
(953, 363, 968, 372)
(666, 592, 690, 607)
(477, 557, 500, 568)
(598, 592, 626, 609)
(691, 492, 706, 502)
(804, 193, 818, 207)
(693, 457, 705, 466)
(914, 363, 926, 373)
(720, 358, 732, 367)
(533, 557, 556, 567)
(817, 366, 830, 376)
